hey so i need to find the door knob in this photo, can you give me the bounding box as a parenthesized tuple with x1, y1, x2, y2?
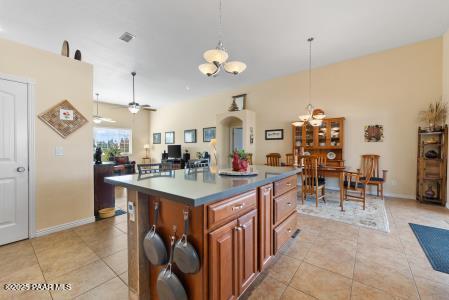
(17, 167, 26, 173)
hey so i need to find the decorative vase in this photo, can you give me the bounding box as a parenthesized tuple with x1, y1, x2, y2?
(425, 185, 436, 198)
(232, 152, 249, 172)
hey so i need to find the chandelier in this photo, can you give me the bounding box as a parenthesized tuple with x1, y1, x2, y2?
(198, 0, 246, 77)
(128, 71, 140, 114)
(292, 37, 325, 127)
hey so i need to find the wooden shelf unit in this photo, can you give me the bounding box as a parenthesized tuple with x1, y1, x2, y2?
(416, 125, 448, 206)
(292, 117, 345, 175)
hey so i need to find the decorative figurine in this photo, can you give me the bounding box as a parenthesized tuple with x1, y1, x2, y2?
(94, 147, 102, 164)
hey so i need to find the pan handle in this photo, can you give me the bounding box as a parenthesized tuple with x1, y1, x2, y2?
(153, 202, 160, 228)
(181, 209, 190, 245)
(164, 235, 176, 277)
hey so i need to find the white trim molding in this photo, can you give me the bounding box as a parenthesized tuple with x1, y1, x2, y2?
(34, 216, 95, 238)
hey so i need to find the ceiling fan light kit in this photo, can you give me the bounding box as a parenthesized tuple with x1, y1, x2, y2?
(128, 71, 141, 114)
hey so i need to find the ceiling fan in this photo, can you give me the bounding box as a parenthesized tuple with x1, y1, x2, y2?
(127, 72, 156, 113)
(93, 93, 116, 124)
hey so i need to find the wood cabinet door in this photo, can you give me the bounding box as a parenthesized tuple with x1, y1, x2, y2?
(237, 209, 258, 294)
(209, 219, 238, 300)
(258, 184, 272, 271)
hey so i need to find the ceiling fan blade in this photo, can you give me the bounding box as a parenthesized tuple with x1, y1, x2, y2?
(100, 117, 116, 123)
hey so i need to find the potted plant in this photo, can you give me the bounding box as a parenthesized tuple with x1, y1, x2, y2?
(103, 144, 122, 161)
(419, 99, 447, 132)
(229, 149, 249, 172)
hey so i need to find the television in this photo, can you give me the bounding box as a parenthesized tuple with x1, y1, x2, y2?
(167, 145, 182, 159)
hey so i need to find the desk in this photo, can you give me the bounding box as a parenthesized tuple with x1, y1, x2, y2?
(318, 166, 346, 211)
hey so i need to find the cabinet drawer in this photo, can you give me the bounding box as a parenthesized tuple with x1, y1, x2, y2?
(207, 190, 257, 229)
(274, 175, 296, 197)
(273, 188, 296, 225)
(273, 212, 297, 253)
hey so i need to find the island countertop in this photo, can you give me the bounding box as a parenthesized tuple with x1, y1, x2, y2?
(105, 165, 300, 206)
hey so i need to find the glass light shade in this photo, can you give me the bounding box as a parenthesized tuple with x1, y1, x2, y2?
(224, 61, 247, 75)
(203, 49, 229, 64)
(298, 114, 310, 122)
(128, 102, 140, 114)
(313, 114, 326, 120)
(144, 144, 150, 149)
(292, 121, 304, 127)
(209, 138, 217, 146)
(93, 117, 102, 124)
(198, 63, 218, 76)
(309, 119, 322, 127)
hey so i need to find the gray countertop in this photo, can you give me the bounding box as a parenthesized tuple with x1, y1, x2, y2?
(105, 165, 300, 207)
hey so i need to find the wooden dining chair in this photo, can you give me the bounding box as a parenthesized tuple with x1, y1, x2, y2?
(285, 153, 294, 166)
(343, 170, 367, 210)
(301, 156, 325, 207)
(266, 153, 281, 166)
(357, 154, 387, 199)
(246, 153, 253, 165)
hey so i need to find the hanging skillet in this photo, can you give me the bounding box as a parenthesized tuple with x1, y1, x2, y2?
(173, 209, 200, 274)
(157, 234, 188, 300)
(143, 202, 167, 265)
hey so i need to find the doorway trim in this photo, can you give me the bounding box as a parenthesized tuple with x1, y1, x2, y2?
(0, 73, 36, 239)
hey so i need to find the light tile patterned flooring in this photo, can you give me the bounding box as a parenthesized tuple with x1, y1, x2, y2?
(1, 188, 449, 299)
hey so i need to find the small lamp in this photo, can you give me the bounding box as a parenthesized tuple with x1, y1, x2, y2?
(144, 144, 150, 158)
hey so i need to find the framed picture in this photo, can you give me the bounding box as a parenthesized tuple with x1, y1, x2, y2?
(184, 129, 197, 143)
(233, 94, 246, 111)
(364, 125, 384, 142)
(265, 129, 284, 140)
(165, 131, 175, 144)
(203, 127, 216, 142)
(153, 132, 161, 144)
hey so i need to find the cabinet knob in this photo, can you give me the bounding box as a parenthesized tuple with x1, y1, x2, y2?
(287, 202, 292, 207)
(287, 228, 292, 233)
(235, 226, 242, 231)
(286, 182, 292, 187)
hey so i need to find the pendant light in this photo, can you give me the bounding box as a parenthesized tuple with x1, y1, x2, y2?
(292, 37, 326, 127)
(198, 0, 246, 76)
(93, 93, 116, 124)
(128, 72, 140, 114)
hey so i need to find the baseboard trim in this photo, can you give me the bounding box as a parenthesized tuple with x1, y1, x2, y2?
(33, 216, 95, 238)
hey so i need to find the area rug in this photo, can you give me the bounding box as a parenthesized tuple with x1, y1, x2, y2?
(409, 223, 449, 274)
(296, 190, 390, 232)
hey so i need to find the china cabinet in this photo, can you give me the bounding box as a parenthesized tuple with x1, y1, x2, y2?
(292, 117, 345, 174)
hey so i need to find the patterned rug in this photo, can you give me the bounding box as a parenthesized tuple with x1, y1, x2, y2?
(296, 190, 390, 232)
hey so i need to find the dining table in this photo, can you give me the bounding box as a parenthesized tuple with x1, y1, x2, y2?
(317, 165, 347, 211)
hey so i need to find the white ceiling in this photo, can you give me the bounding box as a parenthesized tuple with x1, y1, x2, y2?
(1, 0, 449, 108)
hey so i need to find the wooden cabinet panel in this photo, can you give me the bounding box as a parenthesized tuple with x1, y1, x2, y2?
(273, 212, 297, 254)
(273, 189, 296, 225)
(237, 209, 258, 294)
(207, 190, 257, 229)
(273, 175, 296, 197)
(258, 184, 272, 271)
(209, 220, 238, 300)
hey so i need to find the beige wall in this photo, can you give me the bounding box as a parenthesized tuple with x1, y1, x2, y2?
(150, 38, 443, 198)
(93, 102, 151, 163)
(0, 37, 94, 231)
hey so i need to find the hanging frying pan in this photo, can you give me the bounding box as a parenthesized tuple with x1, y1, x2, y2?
(157, 235, 188, 300)
(143, 202, 167, 265)
(174, 209, 200, 274)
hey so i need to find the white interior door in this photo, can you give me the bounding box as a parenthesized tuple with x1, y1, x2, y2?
(0, 78, 29, 245)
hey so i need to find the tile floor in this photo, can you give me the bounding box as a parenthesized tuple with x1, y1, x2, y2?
(1, 189, 449, 300)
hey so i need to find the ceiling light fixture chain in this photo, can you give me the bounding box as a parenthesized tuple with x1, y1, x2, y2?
(292, 37, 326, 127)
(128, 71, 141, 114)
(198, 0, 246, 77)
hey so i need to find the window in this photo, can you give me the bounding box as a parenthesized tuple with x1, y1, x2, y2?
(93, 127, 133, 154)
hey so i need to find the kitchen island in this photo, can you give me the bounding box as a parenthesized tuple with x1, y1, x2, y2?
(105, 165, 300, 300)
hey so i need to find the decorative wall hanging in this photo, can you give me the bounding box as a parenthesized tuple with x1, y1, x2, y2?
(364, 125, 384, 142)
(265, 129, 284, 140)
(153, 133, 161, 144)
(38, 100, 88, 138)
(233, 94, 246, 111)
(184, 129, 197, 143)
(203, 127, 216, 142)
(165, 131, 175, 144)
